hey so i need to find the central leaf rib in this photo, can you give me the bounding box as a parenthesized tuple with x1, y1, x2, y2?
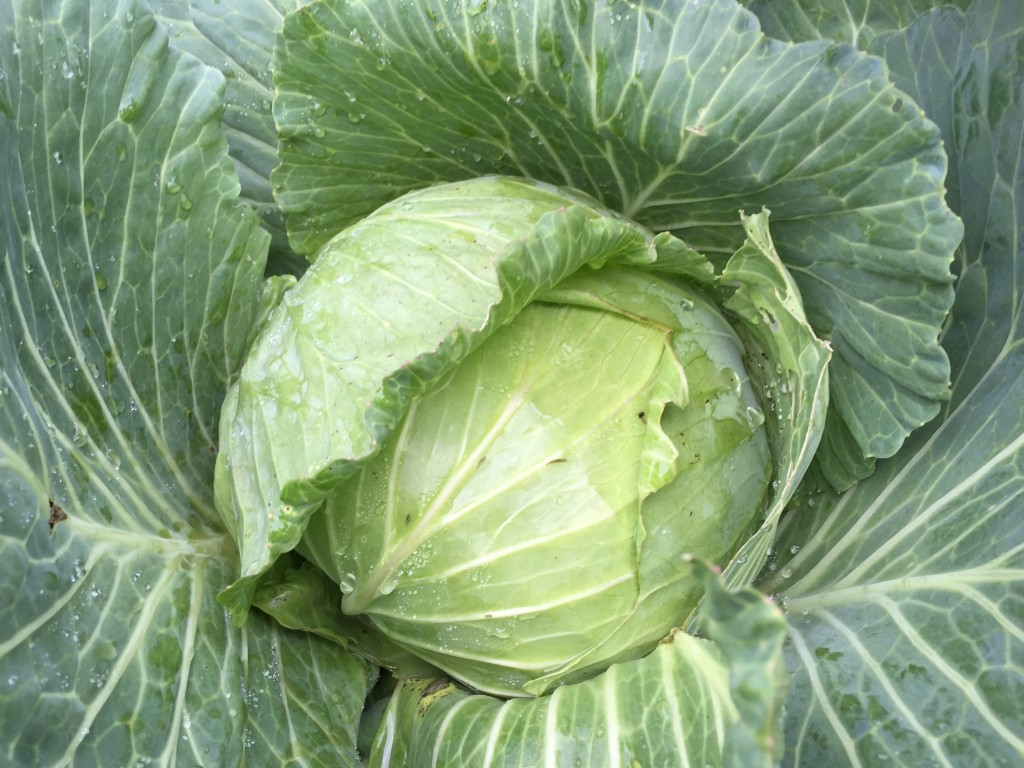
(343, 389, 531, 614)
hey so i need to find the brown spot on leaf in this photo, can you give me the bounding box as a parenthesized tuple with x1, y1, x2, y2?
(421, 678, 450, 698)
(48, 499, 67, 531)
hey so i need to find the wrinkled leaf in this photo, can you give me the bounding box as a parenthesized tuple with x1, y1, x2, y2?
(746, 0, 971, 47)
(274, 0, 961, 489)
(0, 1, 371, 764)
(147, 0, 304, 267)
(763, 2, 1024, 764)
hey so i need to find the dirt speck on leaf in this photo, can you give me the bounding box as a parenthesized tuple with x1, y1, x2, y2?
(48, 499, 67, 531)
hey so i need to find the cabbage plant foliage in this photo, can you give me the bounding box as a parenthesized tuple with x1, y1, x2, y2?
(0, 0, 1021, 766)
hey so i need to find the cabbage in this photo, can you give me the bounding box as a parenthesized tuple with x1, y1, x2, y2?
(219, 176, 820, 697)
(2, 0, 1021, 766)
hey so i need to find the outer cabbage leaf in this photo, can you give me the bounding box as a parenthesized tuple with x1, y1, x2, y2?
(745, 0, 971, 47)
(146, 0, 305, 268)
(0, 1, 372, 765)
(866, 2, 1015, 411)
(761, 1, 1024, 765)
(252, 552, 443, 678)
(368, 563, 788, 768)
(273, 0, 961, 490)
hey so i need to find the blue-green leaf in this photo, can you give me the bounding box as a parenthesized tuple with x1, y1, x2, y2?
(273, 0, 960, 491)
(0, 1, 371, 764)
(745, 0, 971, 47)
(763, 2, 1024, 764)
(146, 0, 304, 266)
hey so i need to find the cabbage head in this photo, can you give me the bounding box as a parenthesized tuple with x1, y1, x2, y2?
(213, 163, 849, 706)
(216, 176, 828, 696)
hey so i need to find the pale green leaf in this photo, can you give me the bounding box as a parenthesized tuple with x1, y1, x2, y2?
(368, 565, 788, 767)
(215, 178, 657, 611)
(252, 553, 442, 678)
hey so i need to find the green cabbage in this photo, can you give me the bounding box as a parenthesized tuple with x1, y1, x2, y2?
(3, 0, 1020, 766)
